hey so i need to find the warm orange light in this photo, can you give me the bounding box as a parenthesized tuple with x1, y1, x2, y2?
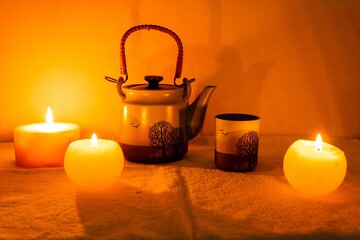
(64, 134, 125, 191)
(283, 134, 347, 196)
(91, 133, 98, 147)
(46, 106, 53, 124)
(315, 133, 322, 152)
(13, 106, 80, 168)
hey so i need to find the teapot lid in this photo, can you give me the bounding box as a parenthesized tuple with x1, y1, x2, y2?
(124, 75, 178, 91)
(121, 75, 184, 104)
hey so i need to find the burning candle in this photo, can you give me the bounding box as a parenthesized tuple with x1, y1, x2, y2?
(64, 133, 124, 191)
(14, 107, 80, 168)
(283, 134, 347, 196)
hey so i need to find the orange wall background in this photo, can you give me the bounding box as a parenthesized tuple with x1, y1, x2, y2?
(1, 0, 360, 141)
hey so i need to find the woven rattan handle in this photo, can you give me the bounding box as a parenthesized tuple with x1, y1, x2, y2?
(120, 24, 183, 85)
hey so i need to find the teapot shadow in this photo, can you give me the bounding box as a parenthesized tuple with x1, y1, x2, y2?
(74, 176, 357, 239)
(203, 46, 274, 115)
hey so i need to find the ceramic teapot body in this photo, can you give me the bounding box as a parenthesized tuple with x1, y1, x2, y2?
(106, 25, 215, 164)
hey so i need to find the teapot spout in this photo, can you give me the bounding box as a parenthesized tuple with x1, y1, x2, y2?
(187, 86, 216, 140)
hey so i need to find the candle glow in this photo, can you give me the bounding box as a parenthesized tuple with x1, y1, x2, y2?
(315, 133, 322, 152)
(64, 134, 124, 191)
(13, 107, 80, 168)
(283, 133, 347, 196)
(46, 106, 53, 124)
(91, 133, 98, 147)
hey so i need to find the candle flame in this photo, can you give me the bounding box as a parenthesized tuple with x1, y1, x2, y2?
(91, 133, 98, 147)
(46, 106, 53, 124)
(315, 133, 322, 152)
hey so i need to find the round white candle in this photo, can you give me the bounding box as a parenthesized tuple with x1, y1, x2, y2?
(14, 107, 80, 168)
(64, 133, 124, 191)
(283, 134, 347, 196)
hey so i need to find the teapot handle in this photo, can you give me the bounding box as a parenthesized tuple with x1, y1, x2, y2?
(119, 24, 184, 87)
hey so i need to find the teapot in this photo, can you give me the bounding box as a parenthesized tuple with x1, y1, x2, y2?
(105, 24, 216, 164)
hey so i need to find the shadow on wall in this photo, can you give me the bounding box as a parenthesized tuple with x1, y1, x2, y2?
(208, 1, 272, 116)
(216, 46, 273, 113)
(115, 0, 274, 135)
(303, 0, 360, 137)
(202, 46, 274, 134)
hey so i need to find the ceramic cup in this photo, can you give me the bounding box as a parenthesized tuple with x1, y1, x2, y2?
(215, 113, 260, 172)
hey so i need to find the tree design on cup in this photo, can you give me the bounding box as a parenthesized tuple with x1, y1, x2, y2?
(148, 121, 184, 160)
(236, 131, 259, 170)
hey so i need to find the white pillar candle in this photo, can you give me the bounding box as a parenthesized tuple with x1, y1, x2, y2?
(283, 134, 347, 197)
(64, 133, 124, 191)
(14, 107, 80, 168)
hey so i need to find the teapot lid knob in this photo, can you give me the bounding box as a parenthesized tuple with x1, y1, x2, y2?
(145, 75, 163, 89)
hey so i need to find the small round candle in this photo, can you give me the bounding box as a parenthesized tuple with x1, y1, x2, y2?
(64, 133, 124, 191)
(14, 107, 80, 168)
(283, 134, 347, 196)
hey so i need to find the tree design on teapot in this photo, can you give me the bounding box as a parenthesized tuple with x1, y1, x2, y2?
(236, 131, 259, 168)
(148, 121, 184, 160)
